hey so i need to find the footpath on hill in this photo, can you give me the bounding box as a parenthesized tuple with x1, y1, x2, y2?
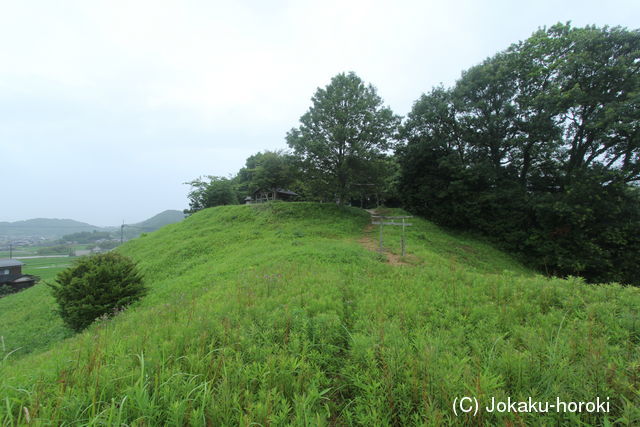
(3, 204, 639, 425)
(358, 208, 412, 266)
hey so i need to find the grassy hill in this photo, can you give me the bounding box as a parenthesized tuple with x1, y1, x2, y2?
(133, 209, 185, 230)
(1, 203, 638, 425)
(0, 257, 73, 360)
(107, 209, 185, 239)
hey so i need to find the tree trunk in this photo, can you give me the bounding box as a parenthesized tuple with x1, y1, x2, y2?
(337, 167, 348, 204)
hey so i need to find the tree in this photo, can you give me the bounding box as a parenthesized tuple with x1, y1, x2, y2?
(398, 23, 640, 285)
(512, 24, 640, 186)
(59, 231, 113, 244)
(49, 253, 147, 332)
(286, 72, 400, 204)
(235, 150, 299, 199)
(184, 176, 238, 214)
(252, 151, 296, 195)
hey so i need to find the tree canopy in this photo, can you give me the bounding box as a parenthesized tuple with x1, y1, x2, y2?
(398, 23, 640, 284)
(184, 176, 238, 214)
(235, 150, 299, 197)
(287, 72, 401, 204)
(181, 24, 639, 285)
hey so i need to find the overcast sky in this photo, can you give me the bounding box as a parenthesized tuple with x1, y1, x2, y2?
(1, 0, 638, 226)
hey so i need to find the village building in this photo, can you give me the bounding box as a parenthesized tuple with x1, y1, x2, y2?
(246, 188, 299, 204)
(0, 259, 38, 294)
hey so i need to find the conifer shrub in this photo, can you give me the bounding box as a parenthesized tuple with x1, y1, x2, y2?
(49, 252, 147, 332)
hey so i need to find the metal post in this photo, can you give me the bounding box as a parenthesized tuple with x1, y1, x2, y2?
(371, 215, 412, 257)
(401, 218, 406, 257)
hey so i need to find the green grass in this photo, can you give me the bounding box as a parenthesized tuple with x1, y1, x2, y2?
(0, 243, 93, 259)
(0, 257, 73, 359)
(0, 247, 39, 258)
(1, 202, 638, 425)
(20, 257, 73, 277)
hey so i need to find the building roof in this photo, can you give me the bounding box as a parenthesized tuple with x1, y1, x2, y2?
(276, 188, 298, 196)
(252, 188, 299, 196)
(10, 275, 35, 283)
(0, 259, 23, 268)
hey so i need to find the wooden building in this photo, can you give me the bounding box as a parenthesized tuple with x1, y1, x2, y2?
(246, 188, 299, 204)
(0, 259, 38, 294)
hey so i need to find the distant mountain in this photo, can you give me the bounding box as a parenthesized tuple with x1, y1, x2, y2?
(134, 210, 185, 230)
(114, 210, 186, 239)
(0, 210, 185, 242)
(0, 218, 103, 239)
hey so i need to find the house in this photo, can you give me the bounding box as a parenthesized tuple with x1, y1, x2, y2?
(0, 259, 38, 294)
(246, 188, 299, 204)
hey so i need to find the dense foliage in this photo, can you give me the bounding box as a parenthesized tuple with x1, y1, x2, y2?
(36, 244, 73, 255)
(49, 252, 147, 331)
(184, 176, 239, 214)
(398, 23, 640, 284)
(183, 24, 639, 283)
(59, 231, 113, 244)
(287, 72, 400, 204)
(184, 73, 403, 211)
(235, 150, 301, 197)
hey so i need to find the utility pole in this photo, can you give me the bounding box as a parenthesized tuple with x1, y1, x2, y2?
(9, 242, 12, 259)
(120, 221, 125, 245)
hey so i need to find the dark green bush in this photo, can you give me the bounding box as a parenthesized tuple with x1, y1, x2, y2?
(0, 284, 12, 296)
(49, 252, 147, 331)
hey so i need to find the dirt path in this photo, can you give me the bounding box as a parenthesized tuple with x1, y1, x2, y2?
(358, 210, 408, 266)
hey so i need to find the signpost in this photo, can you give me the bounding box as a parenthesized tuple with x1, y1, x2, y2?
(371, 215, 413, 256)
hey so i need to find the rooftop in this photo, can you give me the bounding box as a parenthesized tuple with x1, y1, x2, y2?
(252, 188, 299, 196)
(0, 259, 24, 268)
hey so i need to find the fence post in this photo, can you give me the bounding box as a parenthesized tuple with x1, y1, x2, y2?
(401, 218, 406, 257)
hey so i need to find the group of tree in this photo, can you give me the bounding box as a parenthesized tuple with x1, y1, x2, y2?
(186, 23, 639, 285)
(185, 73, 402, 214)
(398, 23, 640, 285)
(184, 150, 300, 214)
(286, 72, 401, 205)
(59, 231, 113, 244)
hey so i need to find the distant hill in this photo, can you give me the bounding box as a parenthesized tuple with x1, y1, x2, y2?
(115, 210, 185, 239)
(0, 218, 103, 239)
(0, 210, 184, 241)
(133, 210, 185, 230)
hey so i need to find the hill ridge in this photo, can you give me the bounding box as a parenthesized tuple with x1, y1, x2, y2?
(1, 202, 638, 425)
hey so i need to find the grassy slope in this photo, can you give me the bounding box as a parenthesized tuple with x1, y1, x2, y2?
(1, 202, 638, 425)
(0, 258, 72, 359)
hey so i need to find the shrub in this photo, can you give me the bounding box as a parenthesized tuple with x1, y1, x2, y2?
(49, 252, 147, 331)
